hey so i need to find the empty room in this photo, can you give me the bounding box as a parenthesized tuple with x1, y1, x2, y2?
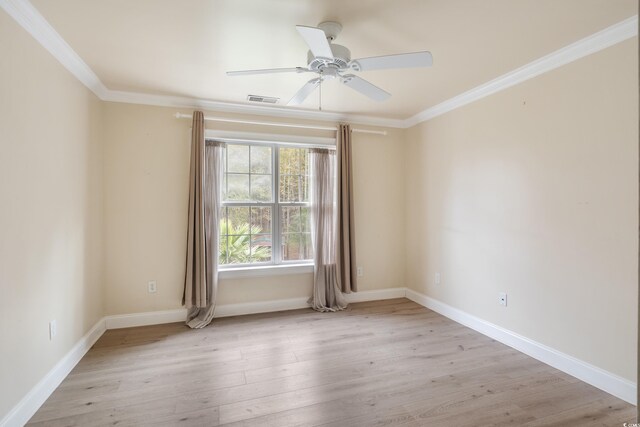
(0, 0, 638, 425)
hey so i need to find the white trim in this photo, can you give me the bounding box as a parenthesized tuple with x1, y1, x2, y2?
(219, 263, 314, 279)
(344, 287, 406, 303)
(404, 15, 638, 127)
(0, 0, 108, 99)
(404, 288, 637, 405)
(214, 297, 310, 318)
(104, 309, 187, 329)
(205, 130, 335, 147)
(179, 113, 387, 136)
(2, 0, 635, 129)
(102, 287, 408, 325)
(180, 112, 336, 132)
(104, 90, 405, 129)
(0, 317, 106, 427)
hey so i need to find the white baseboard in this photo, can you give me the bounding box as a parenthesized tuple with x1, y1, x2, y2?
(104, 287, 407, 328)
(215, 297, 310, 318)
(104, 308, 187, 329)
(0, 317, 106, 427)
(405, 288, 637, 405)
(344, 287, 406, 303)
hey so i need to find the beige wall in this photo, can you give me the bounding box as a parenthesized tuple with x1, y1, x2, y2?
(2, 4, 637, 420)
(0, 11, 104, 419)
(405, 38, 638, 381)
(102, 102, 406, 315)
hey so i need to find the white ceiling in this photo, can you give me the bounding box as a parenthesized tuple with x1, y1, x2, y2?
(29, 0, 637, 120)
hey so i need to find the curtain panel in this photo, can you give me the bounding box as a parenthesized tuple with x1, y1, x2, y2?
(309, 148, 347, 311)
(337, 123, 358, 293)
(183, 111, 225, 328)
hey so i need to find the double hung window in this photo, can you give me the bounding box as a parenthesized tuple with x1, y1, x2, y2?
(219, 143, 313, 267)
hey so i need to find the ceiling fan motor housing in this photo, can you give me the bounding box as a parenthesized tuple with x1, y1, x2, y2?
(307, 44, 351, 71)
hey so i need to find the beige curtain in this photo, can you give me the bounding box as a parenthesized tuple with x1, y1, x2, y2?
(337, 124, 358, 293)
(183, 111, 224, 328)
(309, 148, 347, 311)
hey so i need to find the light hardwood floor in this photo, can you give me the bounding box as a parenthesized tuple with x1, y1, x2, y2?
(28, 299, 635, 426)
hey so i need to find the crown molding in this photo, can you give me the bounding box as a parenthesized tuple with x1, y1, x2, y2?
(0, 0, 404, 129)
(102, 90, 407, 129)
(2, 0, 636, 130)
(0, 0, 108, 98)
(404, 15, 638, 127)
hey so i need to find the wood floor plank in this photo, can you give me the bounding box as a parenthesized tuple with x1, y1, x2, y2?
(27, 299, 635, 426)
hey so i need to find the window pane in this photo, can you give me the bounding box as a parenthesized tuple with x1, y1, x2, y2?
(227, 144, 249, 173)
(279, 148, 300, 175)
(219, 236, 228, 264)
(281, 234, 301, 261)
(227, 174, 250, 200)
(227, 206, 250, 233)
(279, 175, 295, 202)
(300, 175, 309, 202)
(219, 207, 228, 233)
(281, 233, 312, 261)
(300, 207, 311, 232)
(300, 150, 310, 176)
(281, 206, 301, 233)
(225, 233, 251, 264)
(279, 147, 310, 202)
(250, 146, 271, 174)
(251, 235, 272, 262)
(303, 233, 313, 259)
(251, 175, 272, 202)
(251, 207, 272, 234)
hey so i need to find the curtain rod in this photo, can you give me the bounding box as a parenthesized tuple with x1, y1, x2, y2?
(173, 113, 387, 136)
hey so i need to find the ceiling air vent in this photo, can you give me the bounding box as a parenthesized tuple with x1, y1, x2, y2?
(247, 95, 279, 104)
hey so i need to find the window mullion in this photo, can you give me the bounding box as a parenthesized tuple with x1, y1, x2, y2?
(274, 145, 281, 265)
(248, 146, 252, 203)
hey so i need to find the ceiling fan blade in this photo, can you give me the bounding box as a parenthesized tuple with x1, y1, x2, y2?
(340, 74, 391, 101)
(226, 67, 310, 76)
(296, 25, 334, 59)
(349, 51, 433, 71)
(287, 77, 321, 106)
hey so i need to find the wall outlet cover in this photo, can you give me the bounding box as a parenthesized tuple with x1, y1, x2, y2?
(498, 292, 507, 307)
(49, 320, 57, 340)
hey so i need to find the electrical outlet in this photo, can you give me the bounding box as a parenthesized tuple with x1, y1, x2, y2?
(49, 320, 57, 340)
(148, 280, 157, 293)
(498, 292, 507, 307)
(357, 267, 363, 277)
(435, 272, 441, 285)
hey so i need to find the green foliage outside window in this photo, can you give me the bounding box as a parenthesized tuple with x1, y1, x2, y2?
(219, 220, 271, 264)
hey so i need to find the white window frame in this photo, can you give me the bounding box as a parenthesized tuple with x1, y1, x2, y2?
(220, 142, 311, 266)
(209, 130, 335, 278)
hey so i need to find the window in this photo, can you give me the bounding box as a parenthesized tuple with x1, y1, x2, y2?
(219, 142, 313, 267)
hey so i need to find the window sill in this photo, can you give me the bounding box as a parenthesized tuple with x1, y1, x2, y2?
(219, 263, 314, 279)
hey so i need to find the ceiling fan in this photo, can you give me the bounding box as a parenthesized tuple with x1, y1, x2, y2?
(226, 21, 433, 106)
